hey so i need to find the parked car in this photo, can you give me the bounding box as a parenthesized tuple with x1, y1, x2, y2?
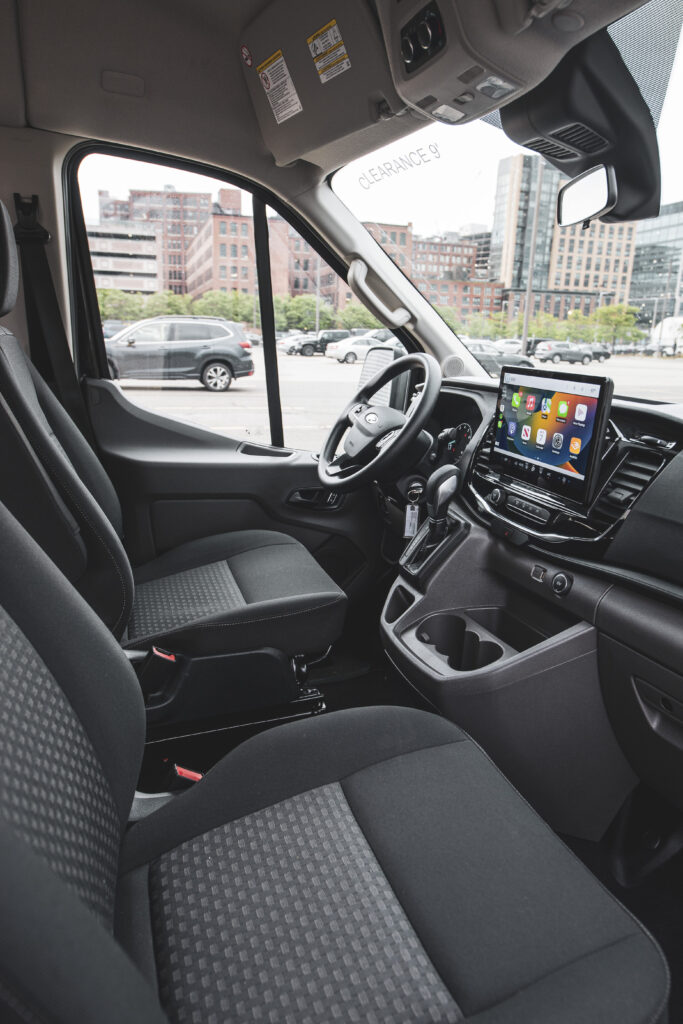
(590, 343, 612, 362)
(105, 316, 254, 391)
(465, 339, 534, 372)
(535, 340, 593, 365)
(277, 332, 311, 354)
(101, 319, 129, 338)
(294, 329, 351, 356)
(327, 333, 406, 363)
(494, 338, 522, 355)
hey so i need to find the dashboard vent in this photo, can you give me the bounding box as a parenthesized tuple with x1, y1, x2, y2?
(590, 449, 665, 532)
(473, 425, 494, 477)
(551, 123, 609, 155)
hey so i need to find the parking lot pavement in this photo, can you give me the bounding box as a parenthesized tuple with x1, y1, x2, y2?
(115, 349, 683, 453)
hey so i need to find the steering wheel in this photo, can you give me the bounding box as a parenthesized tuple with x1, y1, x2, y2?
(318, 352, 442, 492)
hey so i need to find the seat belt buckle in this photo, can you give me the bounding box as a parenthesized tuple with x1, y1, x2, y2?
(162, 760, 204, 790)
(137, 645, 181, 703)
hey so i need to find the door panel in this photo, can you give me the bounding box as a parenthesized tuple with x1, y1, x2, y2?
(86, 380, 381, 599)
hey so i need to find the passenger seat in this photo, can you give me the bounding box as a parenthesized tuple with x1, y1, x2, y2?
(0, 497, 669, 1023)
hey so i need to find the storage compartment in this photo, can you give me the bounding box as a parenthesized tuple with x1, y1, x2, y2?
(385, 584, 416, 624)
(416, 613, 504, 672)
(466, 607, 548, 653)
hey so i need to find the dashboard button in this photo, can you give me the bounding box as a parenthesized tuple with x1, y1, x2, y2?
(489, 487, 506, 508)
(531, 564, 546, 583)
(551, 572, 572, 596)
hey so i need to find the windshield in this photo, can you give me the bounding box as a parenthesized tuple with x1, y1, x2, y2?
(333, 24, 683, 404)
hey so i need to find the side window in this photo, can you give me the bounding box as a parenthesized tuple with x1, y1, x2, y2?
(78, 153, 269, 445)
(267, 210, 387, 451)
(76, 152, 390, 453)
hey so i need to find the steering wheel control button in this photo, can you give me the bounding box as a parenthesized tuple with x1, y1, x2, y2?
(530, 564, 546, 583)
(551, 572, 573, 597)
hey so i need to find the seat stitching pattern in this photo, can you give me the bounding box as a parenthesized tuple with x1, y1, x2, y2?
(150, 782, 463, 1024)
(128, 560, 245, 641)
(125, 595, 345, 648)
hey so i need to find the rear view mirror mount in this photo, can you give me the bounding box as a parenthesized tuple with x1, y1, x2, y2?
(557, 164, 618, 227)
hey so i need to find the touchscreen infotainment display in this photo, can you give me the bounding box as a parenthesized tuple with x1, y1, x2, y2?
(491, 366, 613, 506)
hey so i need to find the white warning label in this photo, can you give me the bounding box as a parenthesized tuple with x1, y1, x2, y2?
(257, 49, 302, 124)
(307, 19, 351, 84)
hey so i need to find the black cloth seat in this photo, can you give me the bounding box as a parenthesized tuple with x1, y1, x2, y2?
(0, 500, 670, 1024)
(0, 200, 345, 660)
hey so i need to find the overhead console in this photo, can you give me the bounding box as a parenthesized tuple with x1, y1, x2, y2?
(372, 0, 649, 127)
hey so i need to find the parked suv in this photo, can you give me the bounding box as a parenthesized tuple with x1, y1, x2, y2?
(105, 316, 254, 391)
(535, 340, 593, 365)
(294, 329, 351, 356)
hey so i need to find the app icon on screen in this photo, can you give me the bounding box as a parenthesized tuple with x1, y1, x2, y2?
(569, 437, 582, 455)
(552, 432, 563, 451)
(521, 425, 531, 442)
(507, 421, 517, 436)
(526, 395, 536, 412)
(536, 428, 547, 447)
(575, 403, 587, 422)
(541, 397, 552, 415)
(511, 392, 522, 409)
(557, 400, 569, 419)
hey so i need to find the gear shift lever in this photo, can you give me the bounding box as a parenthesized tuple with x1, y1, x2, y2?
(425, 464, 462, 545)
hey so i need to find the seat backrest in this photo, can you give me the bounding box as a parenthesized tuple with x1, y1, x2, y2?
(0, 200, 134, 638)
(0, 499, 166, 1024)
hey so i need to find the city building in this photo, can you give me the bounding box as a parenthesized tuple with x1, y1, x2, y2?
(364, 221, 413, 274)
(184, 189, 262, 299)
(489, 154, 562, 291)
(629, 200, 683, 326)
(548, 217, 636, 305)
(460, 230, 492, 277)
(86, 221, 162, 293)
(502, 287, 598, 321)
(417, 278, 503, 321)
(99, 186, 212, 293)
(412, 234, 477, 282)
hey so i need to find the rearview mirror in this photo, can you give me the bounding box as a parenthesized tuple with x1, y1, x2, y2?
(557, 165, 617, 227)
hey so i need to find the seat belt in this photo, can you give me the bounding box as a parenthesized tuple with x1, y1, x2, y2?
(12, 193, 94, 442)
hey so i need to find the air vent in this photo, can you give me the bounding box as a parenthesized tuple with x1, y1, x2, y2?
(590, 449, 665, 532)
(525, 137, 577, 161)
(551, 123, 608, 155)
(472, 424, 495, 478)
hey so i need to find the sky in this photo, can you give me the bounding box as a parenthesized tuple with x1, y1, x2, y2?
(79, 26, 682, 239)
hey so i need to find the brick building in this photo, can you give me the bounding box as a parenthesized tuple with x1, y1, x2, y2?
(99, 186, 212, 294)
(185, 189, 262, 298)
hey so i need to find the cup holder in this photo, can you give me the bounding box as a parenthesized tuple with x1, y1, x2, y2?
(416, 613, 504, 672)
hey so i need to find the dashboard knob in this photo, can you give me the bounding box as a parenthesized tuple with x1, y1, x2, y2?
(401, 35, 415, 63)
(416, 18, 433, 50)
(551, 572, 572, 596)
(489, 487, 506, 508)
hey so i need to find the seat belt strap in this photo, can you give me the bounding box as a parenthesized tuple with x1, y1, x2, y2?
(13, 193, 94, 442)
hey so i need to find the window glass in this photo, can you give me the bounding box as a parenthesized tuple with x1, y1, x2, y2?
(333, 21, 683, 403)
(267, 209, 405, 450)
(78, 154, 268, 444)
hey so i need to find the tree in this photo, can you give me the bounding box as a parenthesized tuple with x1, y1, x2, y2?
(285, 294, 335, 332)
(191, 290, 240, 319)
(434, 305, 464, 335)
(272, 295, 289, 333)
(564, 310, 592, 344)
(143, 291, 192, 317)
(589, 304, 645, 349)
(527, 312, 561, 342)
(465, 313, 492, 338)
(486, 311, 514, 340)
(96, 289, 144, 322)
(338, 302, 379, 330)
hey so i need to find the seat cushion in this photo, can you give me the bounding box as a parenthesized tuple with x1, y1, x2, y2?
(119, 706, 669, 1024)
(126, 530, 346, 657)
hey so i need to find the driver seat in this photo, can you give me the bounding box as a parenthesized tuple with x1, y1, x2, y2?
(0, 201, 346, 681)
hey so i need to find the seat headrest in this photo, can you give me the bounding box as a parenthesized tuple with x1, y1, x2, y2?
(0, 200, 19, 317)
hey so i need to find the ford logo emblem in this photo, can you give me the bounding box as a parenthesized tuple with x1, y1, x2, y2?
(365, 412, 379, 424)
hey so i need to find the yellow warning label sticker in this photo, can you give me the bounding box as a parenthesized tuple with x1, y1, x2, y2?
(307, 19, 351, 84)
(256, 49, 302, 124)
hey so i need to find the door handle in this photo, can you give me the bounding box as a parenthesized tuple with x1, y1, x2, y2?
(287, 488, 344, 510)
(347, 258, 411, 329)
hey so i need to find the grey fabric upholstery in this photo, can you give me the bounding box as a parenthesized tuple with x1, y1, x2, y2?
(0, 197, 346, 665)
(128, 531, 347, 656)
(0, 501, 671, 1023)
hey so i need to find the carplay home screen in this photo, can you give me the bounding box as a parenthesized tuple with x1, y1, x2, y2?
(494, 372, 601, 481)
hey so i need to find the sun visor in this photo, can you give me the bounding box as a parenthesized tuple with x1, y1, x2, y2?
(240, 0, 408, 167)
